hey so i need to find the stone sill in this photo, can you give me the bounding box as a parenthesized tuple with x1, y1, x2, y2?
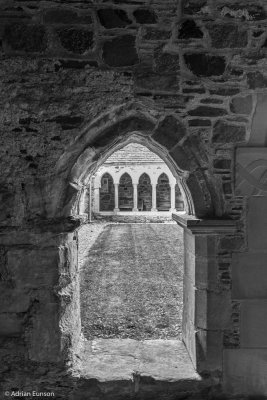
(172, 213, 237, 234)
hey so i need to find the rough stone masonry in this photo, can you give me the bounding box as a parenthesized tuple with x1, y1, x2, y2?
(1, 0, 267, 399)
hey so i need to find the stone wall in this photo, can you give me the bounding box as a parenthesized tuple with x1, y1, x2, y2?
(1, 0, 267, 397)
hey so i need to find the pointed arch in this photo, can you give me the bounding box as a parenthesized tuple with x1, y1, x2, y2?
(157, 173, 171, 211)
(138, 173, 152, 211)
(119, 173, 133, 210)
(99, 173, 115, 211)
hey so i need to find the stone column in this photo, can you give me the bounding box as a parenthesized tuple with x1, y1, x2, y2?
(94, 187, 100, 213)
(133, 183, 138, 212)
(114, 183, 119, 213)
(170, 183, 176, 212)
(151, 183, 157, 212)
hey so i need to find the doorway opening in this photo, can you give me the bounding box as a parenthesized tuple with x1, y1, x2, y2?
(76, 141, 201, 390)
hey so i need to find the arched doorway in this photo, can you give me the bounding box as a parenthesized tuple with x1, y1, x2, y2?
(119, 173, 133, 211)
(157, 173, 171, 211)
(99, 173, 115, 211)
(138, 173, 152, 211)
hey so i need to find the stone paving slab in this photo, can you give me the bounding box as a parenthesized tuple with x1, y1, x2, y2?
(79, 339, 201, 383)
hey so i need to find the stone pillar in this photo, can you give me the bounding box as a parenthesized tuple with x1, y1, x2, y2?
(133, 183, 138, 212)
(173, 214, 237, 375)
(94, 187, 100, 213)
(170, 183, 176, 212)
(114, 183, 119, 213)
(151, 183, 157, 212)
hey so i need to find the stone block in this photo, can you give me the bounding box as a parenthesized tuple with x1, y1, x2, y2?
(184, 1, 207, 15)
(196, 329, 223, 372)
(0, 313, 23, 336)
(240, 300, 267, 347)
(143, 27, 170, 40)
(184, 53, 226, 77)
(183, 275, 195, 330)
(247, 197, 267, 250)
(188, 119, 211, 127)
(196, 290, 231, 330)
(57, 28, 93, 54)
(232, 252, 267, 299)
(134, 68, 179, 92)
(220, 4, 266, 21)
(133, 9, 157, 24)
(102, 35, 138, 67)
(212, 120, 246, 144)
(223, 349, 267, 395)
(152, 116, 186, 150)
(27, 303, 61, 362)
(250, 94, 267, 145)
(247, 71, 267, 89)
(154, 46, 180, 73)
(97, 9, 131, 29)
(0, 285, 30, 313)
(188, 106, 227, 117)
(43, 8, 92, 24)
(4, 23, 47, 53)
(208, 24, 248, 48)
(178, 20, 203, 39)
(230, 95, 252, 115)
(7, 248, 59, 289)
(235, 148, 267, 195)
(213, 159, 231, 169)
(169, 145, 196, 171)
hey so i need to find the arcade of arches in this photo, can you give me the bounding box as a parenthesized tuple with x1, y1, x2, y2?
(2, 0, 267, 399)
(93, 143, 184, 214)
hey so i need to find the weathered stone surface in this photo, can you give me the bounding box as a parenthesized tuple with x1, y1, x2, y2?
(184, 53, 226, 77)
(154, 47, 180, 73)
(152, 116, 186, 150)
(97, 9, 131, 29)
(208, 24, 248, 48)
(247, 71, 267, 89)
(143, 27, 170, 40)
(57, 28, 93, 54)
(169, 145, 195, 171)
(230, 95, 252, 115)
(247, 197, 267, 251)
(102, 35, 139, 67)
(48, 115, 84, 130)
(178, 20, 203, 39)
(213, 159, 231, 169)
(4, 23, 47, 52)
(134, 68, 179, 92)
(188, 119, 211, 127)
(240, 300, 267, 348)
(212, 121, 246, 144)
(44, 8, 92, 24)
(184, 0, 207, 15)
(220, 4, 266, 21)
(188, 106, 227, 117)
(250, 95, 267, 145)
(232, 253, 267, 299)
(219, 236, 244, 251)
(133, 9, 157, 24)
(0, 314, 23, 336)
(210, 88, 240, 96)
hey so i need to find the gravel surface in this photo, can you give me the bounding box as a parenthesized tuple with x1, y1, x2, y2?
(80, 223, 184, 340)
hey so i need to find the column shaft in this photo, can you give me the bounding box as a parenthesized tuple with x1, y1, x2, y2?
(151, 183, 157, 212)
(133, 183, 138, 212)
(114, 183, 119, 212)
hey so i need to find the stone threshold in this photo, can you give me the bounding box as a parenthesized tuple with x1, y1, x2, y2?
(72, 339, 213, 399)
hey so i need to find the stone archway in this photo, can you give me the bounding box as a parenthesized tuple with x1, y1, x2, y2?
(27, 106, 236, 388)
(138, 173, 152, 211)
(119, 172, 133, 211)
(99, 172, 115, 211)
(156, 172, 171, 211)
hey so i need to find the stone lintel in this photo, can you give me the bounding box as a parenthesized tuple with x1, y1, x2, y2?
(172, 213, 237, 234)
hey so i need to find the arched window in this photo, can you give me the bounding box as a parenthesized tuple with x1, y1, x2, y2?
(119, 173, 133, 211)
(175, 184, 184, 211)
(157, 173, 171, 211)
(138, 173, 152, 211)
(100, 173, 114, 211)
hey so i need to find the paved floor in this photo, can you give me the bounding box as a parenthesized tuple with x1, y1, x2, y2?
(80, 223, 184, 340)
